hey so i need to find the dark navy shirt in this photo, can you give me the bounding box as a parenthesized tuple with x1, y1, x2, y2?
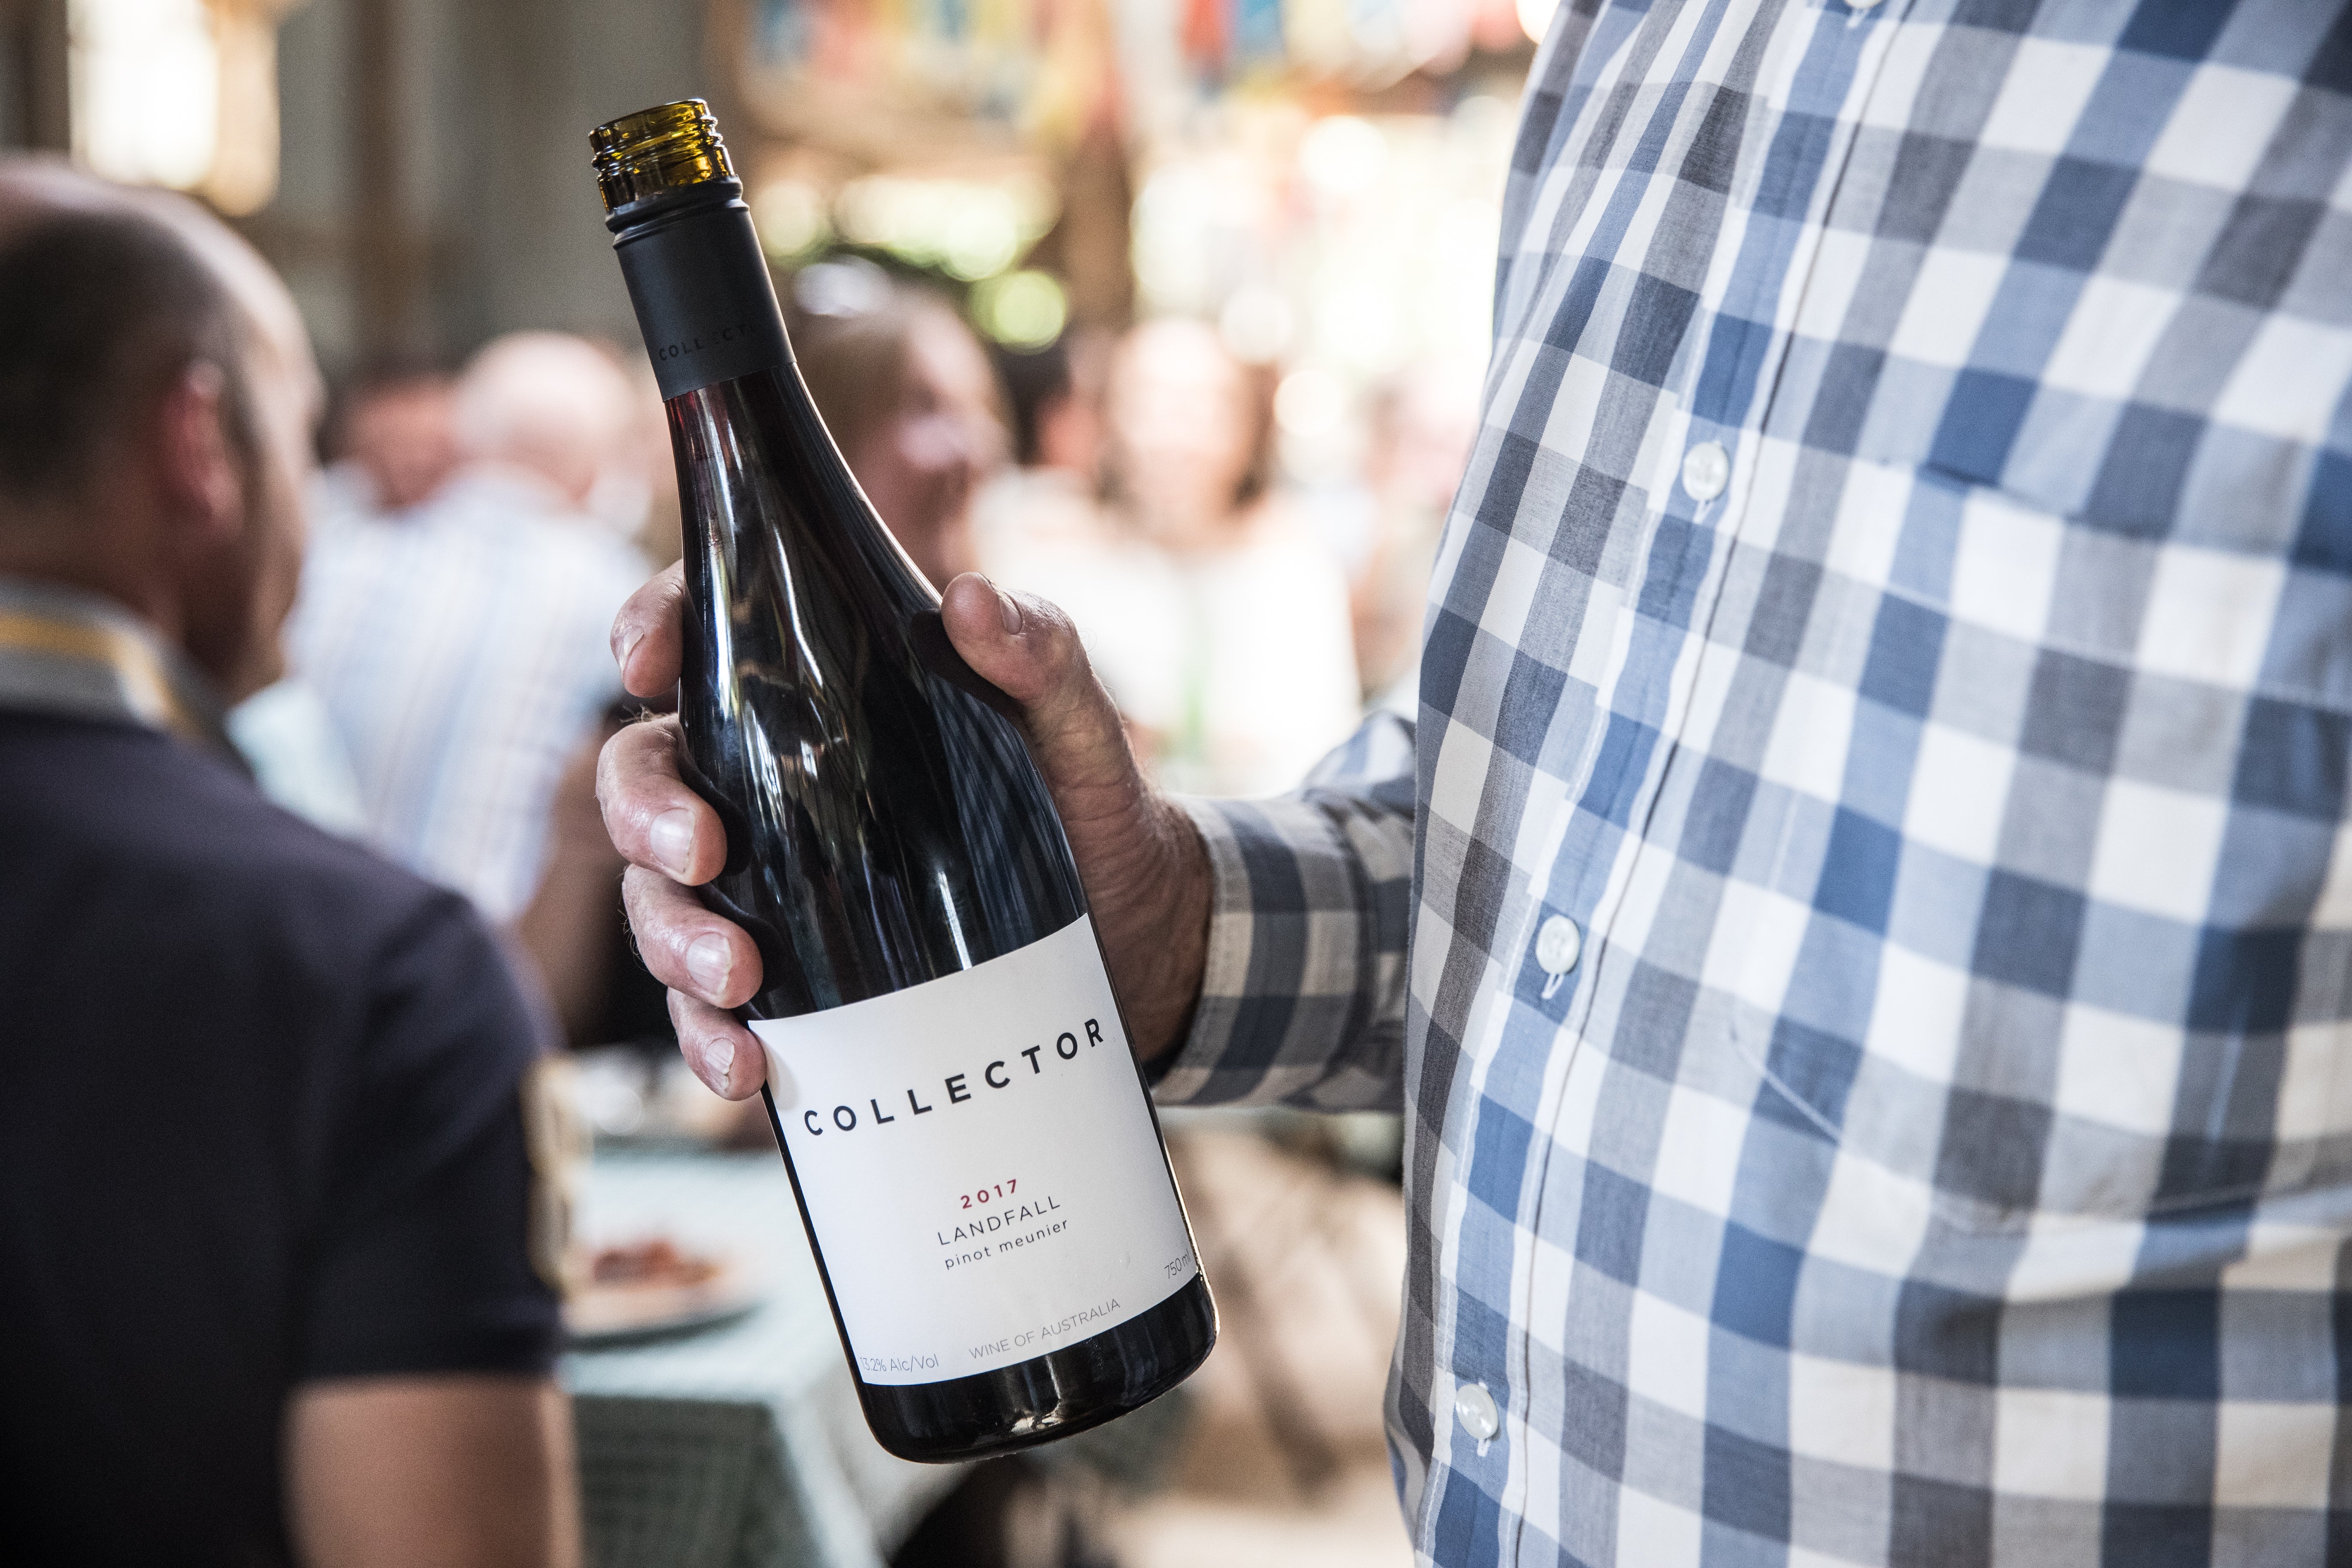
(0, 710, 560, 1565)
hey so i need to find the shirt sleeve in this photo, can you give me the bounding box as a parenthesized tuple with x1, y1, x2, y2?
(298, 890, 561, 1380)
(1150, 708, 1417, 1113)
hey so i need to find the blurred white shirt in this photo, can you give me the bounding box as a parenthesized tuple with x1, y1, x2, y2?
(225, 677, 368, 838)
(288, 465, 646, 922)
(986, 481, 1362, 799)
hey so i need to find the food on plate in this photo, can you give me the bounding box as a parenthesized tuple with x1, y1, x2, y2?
(583, 1236, 723, 1290)
(563, 1235, 754, 1342)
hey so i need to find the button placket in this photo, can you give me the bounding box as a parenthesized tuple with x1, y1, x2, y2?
(1534, 913, 1583, 999)
(1680, 440, 1730, 504)
(1454, 1380, 1500, 1456)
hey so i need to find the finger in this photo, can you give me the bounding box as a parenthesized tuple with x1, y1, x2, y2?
(596, 717, 727, 885)
(669, 990, 766, 1101)
(610, 562, 687, 699)
(622, 864, 763, 1009)
(938, 574, 1137, 801)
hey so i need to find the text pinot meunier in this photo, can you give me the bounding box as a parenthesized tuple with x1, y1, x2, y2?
(795, 1017, 1113, 1139)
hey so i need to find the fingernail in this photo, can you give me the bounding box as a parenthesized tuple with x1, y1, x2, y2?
(649, 809, 695, 876)
(993, 584, 1022, 634)
(616, 626, 643, 677)
(704, 1037, 733, 1096)
(686, 934, 732, 996)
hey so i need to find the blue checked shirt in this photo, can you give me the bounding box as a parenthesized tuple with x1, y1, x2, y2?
(1152, 2, 2352, 1563)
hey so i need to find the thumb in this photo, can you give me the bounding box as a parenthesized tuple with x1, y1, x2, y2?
(938, 574, 1209, 1060)
(938, 573, 1138, 805)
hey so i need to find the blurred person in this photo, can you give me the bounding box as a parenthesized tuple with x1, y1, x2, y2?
(607, 6, 2352, 1565)
(973, 329, 1117, 563)
(973, 328, 1151, 756)
(998, 329, 1109, 481)
(0, 164, 575, 1566)
(317, 355, 461, 520)
(785, 259, 1004, 587)
(591, 358, 685, 569)
(1349, 363, 1479, 708)
(289, 331, 646, 928)
(1087, 318, 1359, 797)
(219, 356, 461, 841)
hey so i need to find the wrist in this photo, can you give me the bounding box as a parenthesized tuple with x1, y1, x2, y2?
(1124, 795, 1211, 1064)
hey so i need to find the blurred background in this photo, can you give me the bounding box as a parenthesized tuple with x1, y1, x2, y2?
(0, 1, 1543, 1562)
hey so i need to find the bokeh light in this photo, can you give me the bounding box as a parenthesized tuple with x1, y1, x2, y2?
(753, 179, 831, 262)
(70, 0, 219, 193)
(830, 175, 1057, 282)
(1300, 115, 1387, 197)
(971, 270, 1068, 348)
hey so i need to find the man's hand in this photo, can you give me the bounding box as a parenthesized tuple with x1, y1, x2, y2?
(595, 564, 1212, 1101)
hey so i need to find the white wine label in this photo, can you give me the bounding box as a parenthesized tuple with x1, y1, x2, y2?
(751, 915, 1200, 1386)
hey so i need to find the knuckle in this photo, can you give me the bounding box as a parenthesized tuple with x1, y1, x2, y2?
(592, 737, 631, 812)
(603, 727, 684, 844)
(619, 867, 677, 934)
(1025, 592, 1074, 640)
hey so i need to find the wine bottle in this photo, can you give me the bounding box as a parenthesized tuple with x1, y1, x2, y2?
(589, 101, 1215, 1461)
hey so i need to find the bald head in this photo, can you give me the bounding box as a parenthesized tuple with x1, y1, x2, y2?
(0, 158, 322, 700)
(453, 332, 634, 508)
(0, 158, 122, 241)
(0, 161, 314, 507)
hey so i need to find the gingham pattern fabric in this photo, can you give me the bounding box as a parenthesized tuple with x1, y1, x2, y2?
(1152, 2, 2352, 1563)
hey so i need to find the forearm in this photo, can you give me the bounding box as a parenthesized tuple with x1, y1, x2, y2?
(286, 1375, 579, 1568)
(1152, 713, 1418, 1112)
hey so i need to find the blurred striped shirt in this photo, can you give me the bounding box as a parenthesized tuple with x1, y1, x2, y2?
(290, 466, 644, 923)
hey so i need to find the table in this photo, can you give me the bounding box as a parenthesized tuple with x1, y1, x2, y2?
(564, 1151, 965, 1568)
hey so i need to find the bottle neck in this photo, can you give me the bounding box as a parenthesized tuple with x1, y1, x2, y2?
(609, 181, 793, 401)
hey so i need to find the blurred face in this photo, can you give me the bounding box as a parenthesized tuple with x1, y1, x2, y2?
(344, 379, 456, 511)
(1108, 321, 1254, 545)
(845, 306, 1004, 589)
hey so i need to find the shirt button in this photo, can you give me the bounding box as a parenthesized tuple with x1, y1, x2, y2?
(1455, 1381, 1500, 1442)
(1681, 440, 1730, 502)
(1848, 0, 1884, 9)
(1536, 914, 1583, 975)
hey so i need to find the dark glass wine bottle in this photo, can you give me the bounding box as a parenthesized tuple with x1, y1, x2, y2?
(590, 101, 1215, 1462)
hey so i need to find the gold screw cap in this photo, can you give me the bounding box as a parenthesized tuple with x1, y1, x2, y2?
(590, 99, 734, 213)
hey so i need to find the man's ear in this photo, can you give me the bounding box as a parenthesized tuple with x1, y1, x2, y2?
(154, 360, 242, 543)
